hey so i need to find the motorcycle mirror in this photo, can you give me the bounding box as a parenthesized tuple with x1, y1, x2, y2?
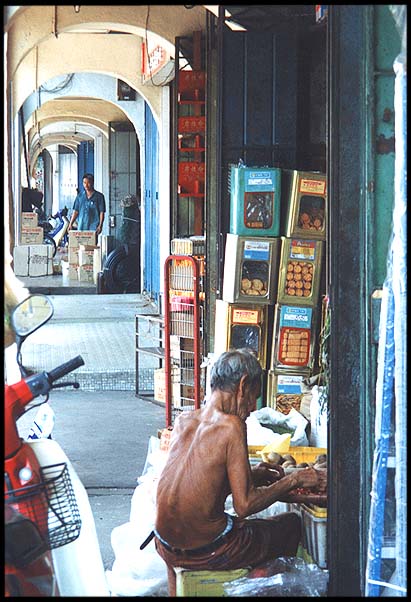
(12, 295, 54, 377)
(11, 294, 54, 339)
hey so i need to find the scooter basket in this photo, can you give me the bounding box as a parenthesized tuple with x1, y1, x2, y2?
(5, 462, 82, 550)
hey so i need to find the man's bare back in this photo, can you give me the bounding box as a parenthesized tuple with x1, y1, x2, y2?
(156, 404, 248, 549)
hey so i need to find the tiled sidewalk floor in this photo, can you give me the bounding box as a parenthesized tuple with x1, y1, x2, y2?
(6, 293, 160, 392)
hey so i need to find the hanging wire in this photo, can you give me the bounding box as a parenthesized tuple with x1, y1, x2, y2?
(40, 73, 75, 94)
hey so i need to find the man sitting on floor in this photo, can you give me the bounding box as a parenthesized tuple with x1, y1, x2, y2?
(154, 348, 327, 596)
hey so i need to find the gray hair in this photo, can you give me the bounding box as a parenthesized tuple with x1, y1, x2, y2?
(210, 348, 262, 393)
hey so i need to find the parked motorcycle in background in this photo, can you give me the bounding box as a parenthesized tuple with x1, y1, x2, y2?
(4, 294, 110, 596)
(35, 207, 70, 257)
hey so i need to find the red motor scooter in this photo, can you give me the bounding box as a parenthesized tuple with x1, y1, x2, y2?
(4, 294, 109, 596)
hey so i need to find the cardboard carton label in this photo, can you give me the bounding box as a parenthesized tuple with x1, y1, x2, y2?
(20, 227, 43, 244)
(77, 264, 94, 283)
(68, 264, 79, 280)
(78, 249, 95, 266)
(68, 247, 79, 264)
(21, 212, 38, 227)
(68, 230, 96, 248)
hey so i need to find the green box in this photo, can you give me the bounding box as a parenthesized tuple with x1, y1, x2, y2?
(229, 166, 281, 237)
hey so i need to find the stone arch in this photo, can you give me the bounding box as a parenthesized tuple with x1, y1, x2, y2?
(6, 5, 207, 121)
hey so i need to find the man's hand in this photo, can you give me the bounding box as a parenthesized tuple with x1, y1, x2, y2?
(96, 225, 102, 236)
(252, 462, 285, 487)
(295, 467, 327, 493)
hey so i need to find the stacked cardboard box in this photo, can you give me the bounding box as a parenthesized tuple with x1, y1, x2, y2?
(21, 212, 39, 227)
(93, 247, 102, 284)
(20, 212, 43, 245)
(67, 231, 96, 281)
(13, 244, 53, 277)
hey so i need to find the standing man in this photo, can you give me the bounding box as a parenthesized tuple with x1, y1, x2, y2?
(68, 173, 106, 235)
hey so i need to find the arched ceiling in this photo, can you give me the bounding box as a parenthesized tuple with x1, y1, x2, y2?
(5, 5, 207, 114)
(28, 97, 126, 137)
(4, 5, 207, 78)
(26, 96, 130, 163)
(5, 4, 209, 162)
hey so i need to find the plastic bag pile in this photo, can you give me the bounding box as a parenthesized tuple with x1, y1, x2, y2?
(223, 556, 329, 597)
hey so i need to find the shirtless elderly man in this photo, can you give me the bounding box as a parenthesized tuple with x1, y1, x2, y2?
(154, 348, 327, 596)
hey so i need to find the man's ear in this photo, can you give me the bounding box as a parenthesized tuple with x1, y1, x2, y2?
(238, 374, 248, 398)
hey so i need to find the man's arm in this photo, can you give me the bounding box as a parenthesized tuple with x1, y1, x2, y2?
(226, 420, 326, 519)
(95, 193, 106, 235)
(68, 209, 79, 231)
(96, 212, 105, 235)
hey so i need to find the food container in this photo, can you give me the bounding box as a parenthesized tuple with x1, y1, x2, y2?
(270, 304, 316, 373)
(222, 234, 281, 305)
(277, 238, 323, 306)
(169, 256, 203, 292)
(229, 165, 281, 237)
(266, 370, 305, 414)
(283, 170, 326, 240)
(214, 300, 268, 369)
(171, 236, 205, 256)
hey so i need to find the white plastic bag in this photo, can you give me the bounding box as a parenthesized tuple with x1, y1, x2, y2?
(309, 386, 328, 447)
(105, 437, 169, 597)
(105, 520, 168, 597)
(246, 412, 278, 445)
(251, 407, 309, 447)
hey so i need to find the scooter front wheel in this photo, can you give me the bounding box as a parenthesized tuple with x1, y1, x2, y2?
(43, 234, 57, 258)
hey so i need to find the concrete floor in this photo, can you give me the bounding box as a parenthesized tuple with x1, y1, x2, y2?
(16, 390, 165, 576)
(7, 288, 168, 593)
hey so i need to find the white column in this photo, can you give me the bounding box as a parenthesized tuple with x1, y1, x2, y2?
(158, 85, 171, 296)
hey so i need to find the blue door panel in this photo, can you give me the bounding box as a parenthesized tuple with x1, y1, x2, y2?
(77, 141, 94, 188)
(144, 104, 160, 301)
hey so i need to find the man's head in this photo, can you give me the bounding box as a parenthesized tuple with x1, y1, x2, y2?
(82, 173, 95, 191)
(210, 348, 262, 418)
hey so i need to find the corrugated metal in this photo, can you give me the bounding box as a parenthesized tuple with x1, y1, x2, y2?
(219, 28, 299, 287)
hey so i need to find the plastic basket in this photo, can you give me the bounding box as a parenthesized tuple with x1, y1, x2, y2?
(5, 462, 81, 550)
(300, 502, 327, 568)
(248, 445, 327, 463)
